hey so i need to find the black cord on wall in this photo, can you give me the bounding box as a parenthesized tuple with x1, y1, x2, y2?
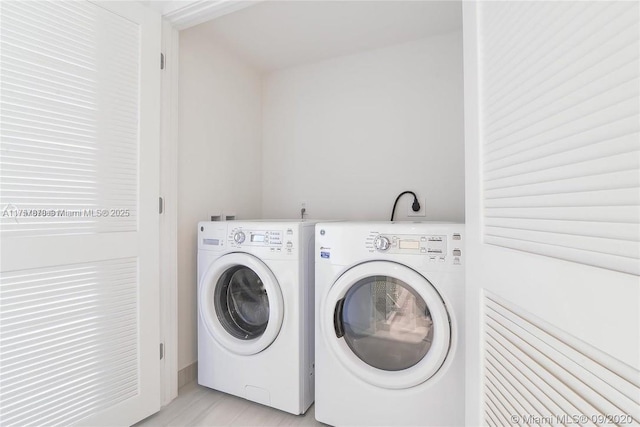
(390, 191, 421, 221)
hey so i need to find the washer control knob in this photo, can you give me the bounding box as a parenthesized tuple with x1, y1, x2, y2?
(233, 231, 245, 244)
(374, 236, 391, 251)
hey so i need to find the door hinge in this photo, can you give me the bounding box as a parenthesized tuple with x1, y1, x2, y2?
(160, 52, 165, 70)
(159, 197, 164, 214)
(160, 342, 165, 360)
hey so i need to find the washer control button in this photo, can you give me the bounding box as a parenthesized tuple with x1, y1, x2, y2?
(233, 231, 245, 244)
(374, 236, 391, 251)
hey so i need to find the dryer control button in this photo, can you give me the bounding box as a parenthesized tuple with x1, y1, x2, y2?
(233, 231, 246, 244)
(374, 236, 391, 251)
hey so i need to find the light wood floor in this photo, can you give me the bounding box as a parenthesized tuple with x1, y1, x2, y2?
(134, 382, 327, 427)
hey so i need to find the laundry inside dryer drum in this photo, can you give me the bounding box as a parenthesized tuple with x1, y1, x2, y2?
(341, 276, 434, 371)
(215, 266, 270, 340)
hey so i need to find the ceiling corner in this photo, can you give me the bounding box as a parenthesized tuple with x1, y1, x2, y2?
(162, 0, 261, 31)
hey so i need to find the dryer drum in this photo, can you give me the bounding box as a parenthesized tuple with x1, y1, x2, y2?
(338, 275, 434, 371)
(215, 265, 270, 340)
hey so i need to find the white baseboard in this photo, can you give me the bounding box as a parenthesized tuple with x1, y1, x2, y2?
(178, 362, 198, 390)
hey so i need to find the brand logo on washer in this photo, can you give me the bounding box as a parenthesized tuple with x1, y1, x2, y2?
(320, 251, 330, 259)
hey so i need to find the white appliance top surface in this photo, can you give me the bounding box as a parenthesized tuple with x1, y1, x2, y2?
(317, 221, 464, 228)
(230, 219, 316, 226)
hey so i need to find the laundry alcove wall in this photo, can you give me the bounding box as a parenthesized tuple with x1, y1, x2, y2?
(176, 1, 466, 373)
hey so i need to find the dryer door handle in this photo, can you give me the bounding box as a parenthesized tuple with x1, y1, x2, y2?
(333, 298, 345, 338)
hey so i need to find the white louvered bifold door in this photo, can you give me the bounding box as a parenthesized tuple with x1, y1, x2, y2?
(463, 1, 640, 425)
(0, 2, 161, 426)
(481, 1, 640, 276)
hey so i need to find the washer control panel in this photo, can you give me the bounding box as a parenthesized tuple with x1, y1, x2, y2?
(229, 226, 296, 254)
(366, 232, 462, 264)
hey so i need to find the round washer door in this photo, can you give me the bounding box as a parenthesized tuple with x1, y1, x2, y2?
(199, 253, 284, 355)
(323, 261, 451, 389)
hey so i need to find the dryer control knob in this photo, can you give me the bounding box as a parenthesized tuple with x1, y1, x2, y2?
(374, 236, 390, 251)
(233, 231, 245, 244)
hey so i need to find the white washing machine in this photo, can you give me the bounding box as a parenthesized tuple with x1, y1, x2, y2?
(315, 222, 465, 426)
(197, 220, 315, 415)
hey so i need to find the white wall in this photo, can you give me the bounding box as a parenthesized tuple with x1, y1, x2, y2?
(261, 32, 464, 221)
(178, 26, 262, 370)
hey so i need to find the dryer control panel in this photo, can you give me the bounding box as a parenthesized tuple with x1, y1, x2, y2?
(365, 232, 462, 265)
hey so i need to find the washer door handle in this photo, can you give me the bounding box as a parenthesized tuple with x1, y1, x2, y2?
(333, 298, 345, 338)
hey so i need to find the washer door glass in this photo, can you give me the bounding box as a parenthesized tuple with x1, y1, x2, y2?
(215, 266, 269, 340)
(339, 275, 433, 371)
(199, 252, 284, 355)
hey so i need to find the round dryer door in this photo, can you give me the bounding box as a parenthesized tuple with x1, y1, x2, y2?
(323, 261, 451, 389)
(199, 253, 284, 355)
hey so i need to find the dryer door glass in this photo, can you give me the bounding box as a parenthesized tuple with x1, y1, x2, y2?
(340, 276, 434, 371)
(214, 266, 269, 340)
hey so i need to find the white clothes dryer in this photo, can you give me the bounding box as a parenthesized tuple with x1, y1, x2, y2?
(197, 220, 315, 415)
(315, 222, 465, 426)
